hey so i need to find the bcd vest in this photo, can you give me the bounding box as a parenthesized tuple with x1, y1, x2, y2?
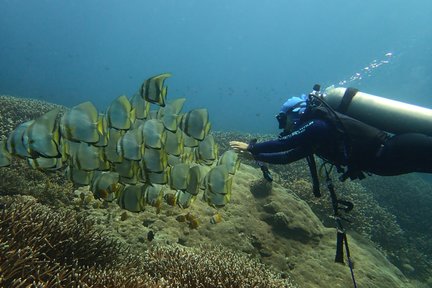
(303, 106, 389, 180)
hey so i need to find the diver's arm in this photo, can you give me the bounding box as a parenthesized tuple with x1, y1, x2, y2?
(253, 147, 311, 164)
(247, 119, 330, 154)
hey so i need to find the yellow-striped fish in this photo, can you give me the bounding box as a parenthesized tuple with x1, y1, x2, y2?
(27, 108, 61, 158)
(142, 119, 166, 149)
(60, 102, 100, 144)
(117, 184, 145, 212)
(180, 109, 211, 141)
(7, 121, 33, 158)
(217, 150, 240, 174)
(169, 163, 190, 191)
(107, 95, 136, 130)
(203, 165, 233, 208)
(130, 93, 150, 120)
(140, 73, 172, 107)
(161, 98, 186, 132)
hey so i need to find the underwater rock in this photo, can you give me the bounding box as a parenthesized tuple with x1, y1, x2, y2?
(250, 178, 273, 198)
(262, 199, 323, 242)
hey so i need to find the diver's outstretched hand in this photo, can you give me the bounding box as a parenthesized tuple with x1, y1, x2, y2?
(229, 141, 249, 152)
(229, 141, 254, 160)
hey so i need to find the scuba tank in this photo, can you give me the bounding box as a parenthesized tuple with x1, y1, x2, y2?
(323, 86, 432, 136)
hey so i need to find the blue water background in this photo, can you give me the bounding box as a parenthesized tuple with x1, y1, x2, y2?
(0, 0, 431, 133)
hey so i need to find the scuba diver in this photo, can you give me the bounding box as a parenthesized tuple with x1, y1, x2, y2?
(230, 84, 432, 287)
(230, 85, 432, 181)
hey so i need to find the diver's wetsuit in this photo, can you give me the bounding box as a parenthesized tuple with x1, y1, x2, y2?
(248, 120, 338, 164)
(248, 119, 432, 177)
(371, 133, 432, 175)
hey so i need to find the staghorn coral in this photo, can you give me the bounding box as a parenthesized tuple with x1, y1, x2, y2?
(145, 245, 295, 288)
(0, 196, 152, 287)
(0, 95, 67, 140)
(0, 196, 296, 287)
(0, 157, 74, 207)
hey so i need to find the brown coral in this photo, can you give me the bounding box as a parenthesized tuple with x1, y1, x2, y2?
(0, 196, 295, 287)
(0, 158, 74, 207)
(0, 196, 154, 287)
(0, 95, 67, 139)
(144, 245, 295, 288)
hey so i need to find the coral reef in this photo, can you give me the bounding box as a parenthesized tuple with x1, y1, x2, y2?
(0, 196, 152, 287)
(0, 95, 67, 140)
(362, 174, 432, 280)
(0, 95, 73, 207)
(145, 245, 294, 287)
(0, 157, 74, 207)
(0, 97, 428, 287)
(285, 169, 432, 281)
(0, 195, 295, 287)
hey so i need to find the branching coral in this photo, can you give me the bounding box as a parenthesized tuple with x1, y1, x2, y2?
(0, 196, 152, 287)
(144, 245, 295, 288)
(0, 158, 74, 207)
(0, 95, 67, 139)
(0, 196, 295, 287)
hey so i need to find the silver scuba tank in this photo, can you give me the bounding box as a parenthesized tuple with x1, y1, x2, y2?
(323, 86, 432, 136)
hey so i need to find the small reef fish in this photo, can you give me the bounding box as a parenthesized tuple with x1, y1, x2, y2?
(210, 212, 223, 224)
(164, 192, 177, 206)
(185, 212, 199, 229)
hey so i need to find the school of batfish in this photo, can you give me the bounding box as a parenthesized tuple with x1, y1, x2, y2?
(0, 73, 240, 213)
